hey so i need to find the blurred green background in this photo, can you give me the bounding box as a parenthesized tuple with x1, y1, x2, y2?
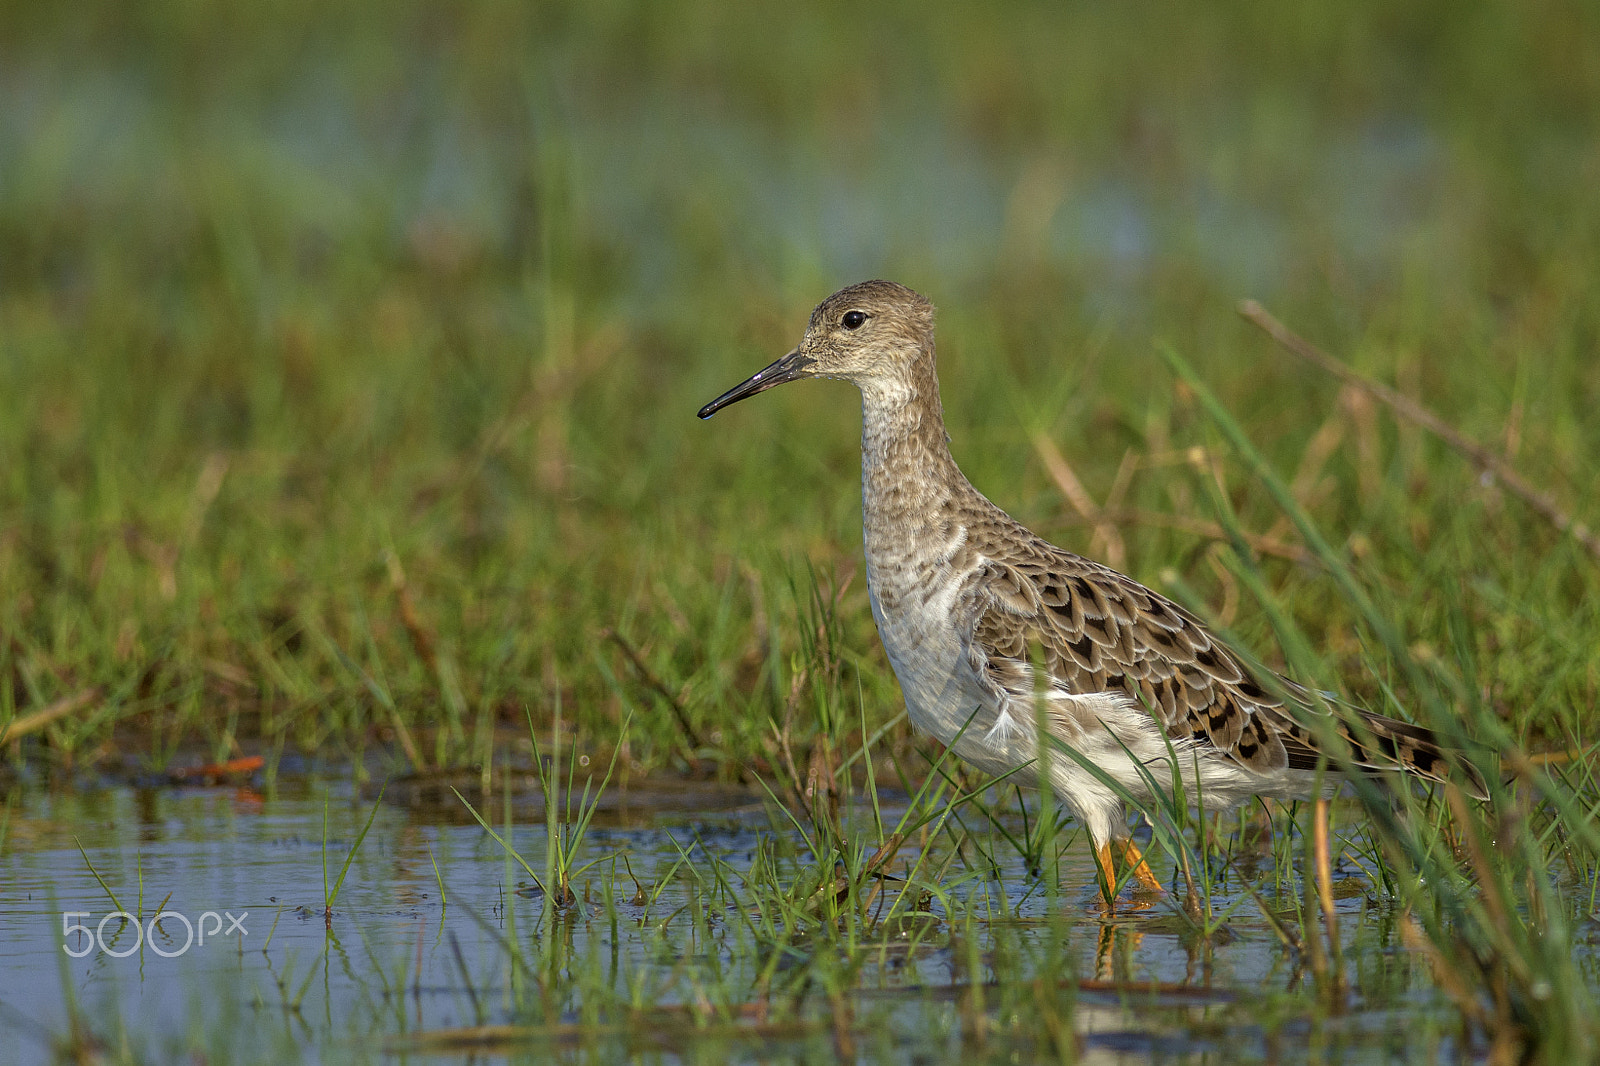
(2, 1, 1596, 775)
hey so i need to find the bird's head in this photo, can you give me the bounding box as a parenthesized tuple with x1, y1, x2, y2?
(697, 280, 934, 418)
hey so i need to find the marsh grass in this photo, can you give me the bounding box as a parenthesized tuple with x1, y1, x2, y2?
(3, 2, 1595, 788)
(1139, 345, 1598, 1056)
(453, 696, 629, 910)
(321, 781, 385, 920)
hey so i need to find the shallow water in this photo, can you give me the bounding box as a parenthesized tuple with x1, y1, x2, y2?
(0, 770, 1533, 1064)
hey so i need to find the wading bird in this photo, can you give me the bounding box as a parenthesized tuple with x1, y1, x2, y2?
(699, 280, 1479, 899)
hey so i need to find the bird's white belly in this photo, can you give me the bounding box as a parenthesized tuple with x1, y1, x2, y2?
(866, 563, 1021, 778)
(868, 572, 964, 724)
(864, 551, 1330, 847)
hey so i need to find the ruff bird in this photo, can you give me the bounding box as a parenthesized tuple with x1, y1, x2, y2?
(699, 280, 1478, 897)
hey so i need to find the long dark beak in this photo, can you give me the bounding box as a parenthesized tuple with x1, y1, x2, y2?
(697, 349, 814, 419)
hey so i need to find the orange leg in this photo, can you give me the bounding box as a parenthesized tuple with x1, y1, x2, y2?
(1094, 841, 1119, 902)
(1118, 839, 1165, 893)
(1096, 839, 1164, 901)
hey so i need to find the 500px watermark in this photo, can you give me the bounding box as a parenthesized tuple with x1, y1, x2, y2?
(61, 910, 248, 958)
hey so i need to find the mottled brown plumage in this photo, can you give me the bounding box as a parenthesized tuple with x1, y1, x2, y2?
(700, 279, 1479, 897)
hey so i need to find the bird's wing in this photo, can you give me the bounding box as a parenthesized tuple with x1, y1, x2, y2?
(955, 527, 1470, 787)
(956, 536, 1298, 772)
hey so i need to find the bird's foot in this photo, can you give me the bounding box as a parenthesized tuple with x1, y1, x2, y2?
(1119, 838, 1166, 894)
(1095, 839, 1166, 907)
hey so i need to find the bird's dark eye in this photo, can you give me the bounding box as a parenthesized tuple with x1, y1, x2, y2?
(842, 310, 868, 330)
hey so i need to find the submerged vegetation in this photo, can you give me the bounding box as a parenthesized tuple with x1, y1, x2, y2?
(2, 0, 1599, 1062)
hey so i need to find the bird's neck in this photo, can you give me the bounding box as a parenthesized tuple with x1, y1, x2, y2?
(857, 356, 971, 563)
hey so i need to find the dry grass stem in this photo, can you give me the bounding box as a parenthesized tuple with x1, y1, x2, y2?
(0, 687, 103, 745)
(1311, 798, 1344, 992)
(1265, 411, 1345, 541)
(1239, 299, 1600, 562)
(1032, 431, 1127, 568)
(1058, 508, 1313, 564)
(603, 628, 703, 751)
(386, 551, 440, 673)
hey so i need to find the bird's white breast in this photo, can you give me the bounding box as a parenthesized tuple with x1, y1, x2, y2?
(864, 526, 1008, 769)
